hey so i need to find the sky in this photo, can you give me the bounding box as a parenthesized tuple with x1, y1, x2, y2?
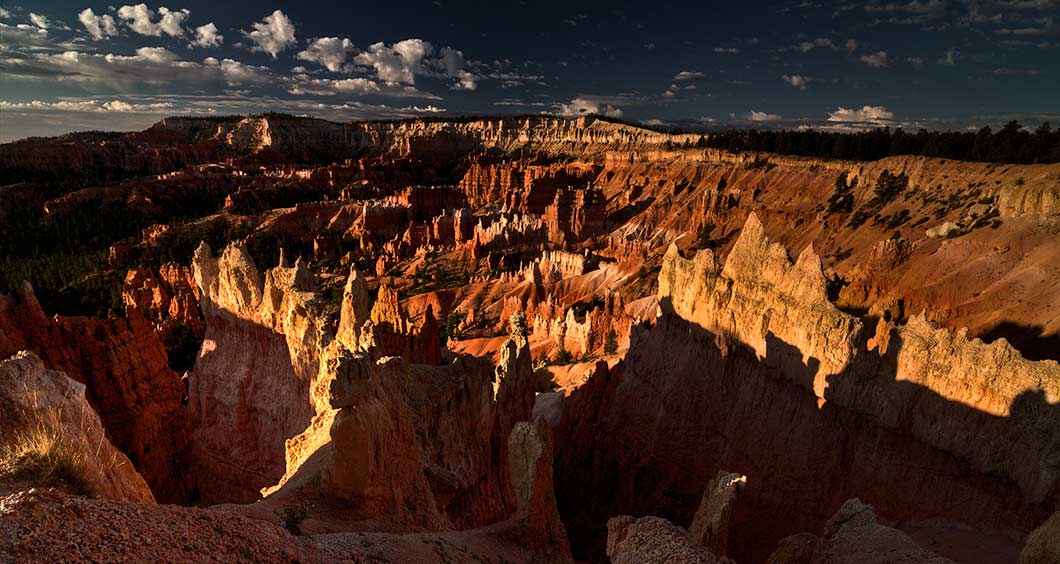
(1, 0, 1058, 141)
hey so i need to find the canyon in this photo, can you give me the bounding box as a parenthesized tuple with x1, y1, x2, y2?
(0, 114, 1058, 563)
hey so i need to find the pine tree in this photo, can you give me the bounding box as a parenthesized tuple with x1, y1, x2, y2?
(604, 328, 619, 355)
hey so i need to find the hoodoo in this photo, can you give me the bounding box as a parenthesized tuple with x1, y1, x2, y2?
(2, 60, 1059, 562)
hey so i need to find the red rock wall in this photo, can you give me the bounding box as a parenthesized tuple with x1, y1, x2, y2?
(0, 282, 192, 503)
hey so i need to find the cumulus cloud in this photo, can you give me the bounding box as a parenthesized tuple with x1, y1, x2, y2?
(190, 23, 222, 48)
(860, 50, 890, 67)
(938, 47, 958, 65)
(782, 74, 812, 90)
(29, 13, 49, 29)
(354, 39, 429, 83)
(827, 105, 894, 124)
(297, 37, 356, 72)
(713, 47, 740, 53)
(673, 70, 705, 80)
(0, 8, 12, 20)
(78, 8, 118, 40)
(749, 110, 782, 121)
(117, 4, 190, 37)
(244, 10, 296, 58)
(436, 46, 477, 90)
(558, 97, 623, 118)
(352, 39, 479, 90)
(0, 22, 70, 51)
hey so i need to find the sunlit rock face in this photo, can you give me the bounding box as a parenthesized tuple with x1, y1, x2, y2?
(556, 213, 1059, 563)
(189, 242, 325, 503)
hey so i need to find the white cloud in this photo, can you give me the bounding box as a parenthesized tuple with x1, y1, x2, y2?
(938, 47, 958, 65)
(749, 110, 782, 121)
(203, 57, 271, 83)
(436, 46, 477, 90)
(405, 105, 445, 113)
(0, 8, 12, 20)
(673, 70, 705, 80)
(713, 47, 740, 54)
(798, 38, 833, 52)
(0, 95, 457, 141)
(134, 46, 178, 64)
(907, 56, 924, 68)
(157, 7, 188, 36)
(29, 13, 49, 29)
(558, 97, 623, 118)
(2, 48, 272, 87)
(117, 4, 189, 37)
(78, 8, 118, 40)
(354, 39, 428, 83)
(352, 39, 479, 90)
(297, 37, 356, 72)
(0, 99, 175, 112)
(827, 105, 894, 124)
(190, 23, 222, 48)
(782, 74, 812, 90)
(797, 37, 858, 53)
(859, 50, 890, 67)
(244, 10, 296, 58)
(286, 76, 440, 99)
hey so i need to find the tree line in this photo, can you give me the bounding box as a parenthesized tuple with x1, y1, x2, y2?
(690, 121, 1060, 164)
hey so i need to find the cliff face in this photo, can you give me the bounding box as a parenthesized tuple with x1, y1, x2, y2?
(556, 213, 1058, 563)
(0, 351, 155, 503)
(189, 243, 326, 503)
(590, 149, 1060, 356)
(659, 213, 862, 398)
(240, 312, 539, 536)
(0, 282, 191, 503)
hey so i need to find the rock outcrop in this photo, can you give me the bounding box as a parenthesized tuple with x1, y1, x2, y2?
(234, 310, 538, 536)
(0, 419, 575, 564)
(369, 283, 442, 365)
(556, 213, 1058, 563)
(189, 243, 325, 503)
(123, 264, 205, 369)
(607, 515, 725, 564)
(1020, 511, 1060, 564)
(765, 499, 954, 564)
(688, 471, 747, 557)
(658, 212, 862, 398)
(0, 282, 191, 503)
(0, 351, 154, 502)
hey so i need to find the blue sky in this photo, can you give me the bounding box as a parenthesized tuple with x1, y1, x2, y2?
(1, 0, 1058, 140)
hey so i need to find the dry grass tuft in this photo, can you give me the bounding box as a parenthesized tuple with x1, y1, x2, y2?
(0, 424, 95, 497)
